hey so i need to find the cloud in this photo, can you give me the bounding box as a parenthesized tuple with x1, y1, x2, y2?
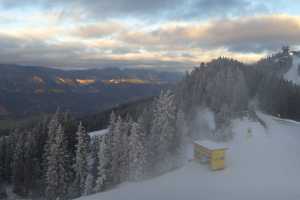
(0, 6, 299, 70)
(0, 0, 181, 19)
(119, 15, 300, 53)
(73, 22, 127, 38)
(181, 0, 268, 19)
(198, 15, 300, 52)
(79, 0, 181, 18)
(0, 31, 263, 71)
(63, 0, 268, 20)
(0, 31, 189, 70)
(0, 33, 85, 67)
(0, 0, 270, 20)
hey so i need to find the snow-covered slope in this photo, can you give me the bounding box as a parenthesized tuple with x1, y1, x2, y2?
(78, 113, 300, 200)
(284, 54, 300, 85)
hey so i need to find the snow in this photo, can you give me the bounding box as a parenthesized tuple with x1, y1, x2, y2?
(78, 113, 300, 200)
(194, 140, 227, 150)
(203, 109, 216, 131)
(284, 54, 300, 85)
(190, 108, 216, 139)
(88, 129, 109, 138)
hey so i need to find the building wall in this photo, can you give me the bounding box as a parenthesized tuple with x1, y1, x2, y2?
(194, 143, 226, 170)
(210, 150, 225, 170)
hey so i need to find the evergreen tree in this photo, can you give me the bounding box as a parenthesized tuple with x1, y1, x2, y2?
(43, 111, 59, 176)
(174, 110, 187, 166)
(129, 120, 147, 181)
(97, 113, 115, 189)
(84, 173, 94, 196)
(111, 115, 122, 184)
(150, 90, 177, 174)
(45, 124, 69, 200)
(73, 122, 90, 197)
(94, 137, 107, 192)
(119, 117, 131, 182)
(11, 130, 26, 195)
(84, 137, 100, 195)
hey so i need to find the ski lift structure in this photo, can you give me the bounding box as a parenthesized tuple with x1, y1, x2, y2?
(194, 140, 228, 171)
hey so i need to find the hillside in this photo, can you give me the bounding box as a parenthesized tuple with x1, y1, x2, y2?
(77, 112, 300, 200)
(284, 53, 300, 85)
(80, 97, 155, 132)
(0, 65, 181, 117)
(3, 48, 300, 200)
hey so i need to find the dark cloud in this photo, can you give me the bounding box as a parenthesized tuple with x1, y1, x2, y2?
(171, 0, 269, 21)
(79, 0, 181, 18)
(191, 0, 265, 16)
(121, 15, 300, 53)
(199, 15, 300, 52)
(0, 0, 181, 19)
(66, 0, 268, 20)
(0, 0, 269, 20)
(0, 33, 86, 68)
(0, 32, 192, 70)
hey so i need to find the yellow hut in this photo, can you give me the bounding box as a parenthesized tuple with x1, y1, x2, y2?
(194, 140, 227, 171)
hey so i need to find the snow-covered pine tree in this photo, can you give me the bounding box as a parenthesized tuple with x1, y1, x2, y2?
(173, 110, 187, 167)
(119, 116, 131, 182)
(84, 136, 100, 195)
(73, 122, 90, 197)
(150, 90, 177, 173)
(84, 173, 94, 196)
(94, 136, 107, 192)
(11, 130, 26, 195)
(129, 120, 147, 181)
(43, 111, 59, 176)
(46, 110, 59, 145)
(23, 130, 40, 196)
(45, 124, 69, 200)
(97, 112, 115, 189)
(111, 115, 122, 184)
(2, 129, 18, 183)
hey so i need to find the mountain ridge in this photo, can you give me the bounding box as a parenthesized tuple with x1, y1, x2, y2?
(0, 64, 182, 117)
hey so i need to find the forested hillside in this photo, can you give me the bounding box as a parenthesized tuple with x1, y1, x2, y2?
(2, 48, 300, 199)
(176, 49, 300, 140)
(0, 65, 181, 117)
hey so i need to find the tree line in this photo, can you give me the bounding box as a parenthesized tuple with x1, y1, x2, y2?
(0, 90, 186, 199)
(175, 54, 300, 137)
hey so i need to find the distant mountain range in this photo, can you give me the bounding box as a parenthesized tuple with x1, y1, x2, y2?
(0, 64, 182, 117)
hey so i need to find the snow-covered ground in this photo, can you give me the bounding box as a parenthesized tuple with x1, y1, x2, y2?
(88, 129, 109, 138)
(78, 113, 300, 200)
(284, 54, 300, 85)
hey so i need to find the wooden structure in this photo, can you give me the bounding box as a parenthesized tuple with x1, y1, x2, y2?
(194, 140, 227, 171)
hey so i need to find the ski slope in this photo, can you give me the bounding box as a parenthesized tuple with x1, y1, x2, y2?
(78, 113, 300, 200)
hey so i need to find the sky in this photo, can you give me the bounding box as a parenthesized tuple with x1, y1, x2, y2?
(1, 0, 300, 71)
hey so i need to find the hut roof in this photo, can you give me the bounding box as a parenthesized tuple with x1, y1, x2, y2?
(194, 140, 227, 150)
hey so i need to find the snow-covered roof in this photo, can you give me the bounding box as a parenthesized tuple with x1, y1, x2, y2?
(89, 129, 109, 138)
(194, 140, 227, 150)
